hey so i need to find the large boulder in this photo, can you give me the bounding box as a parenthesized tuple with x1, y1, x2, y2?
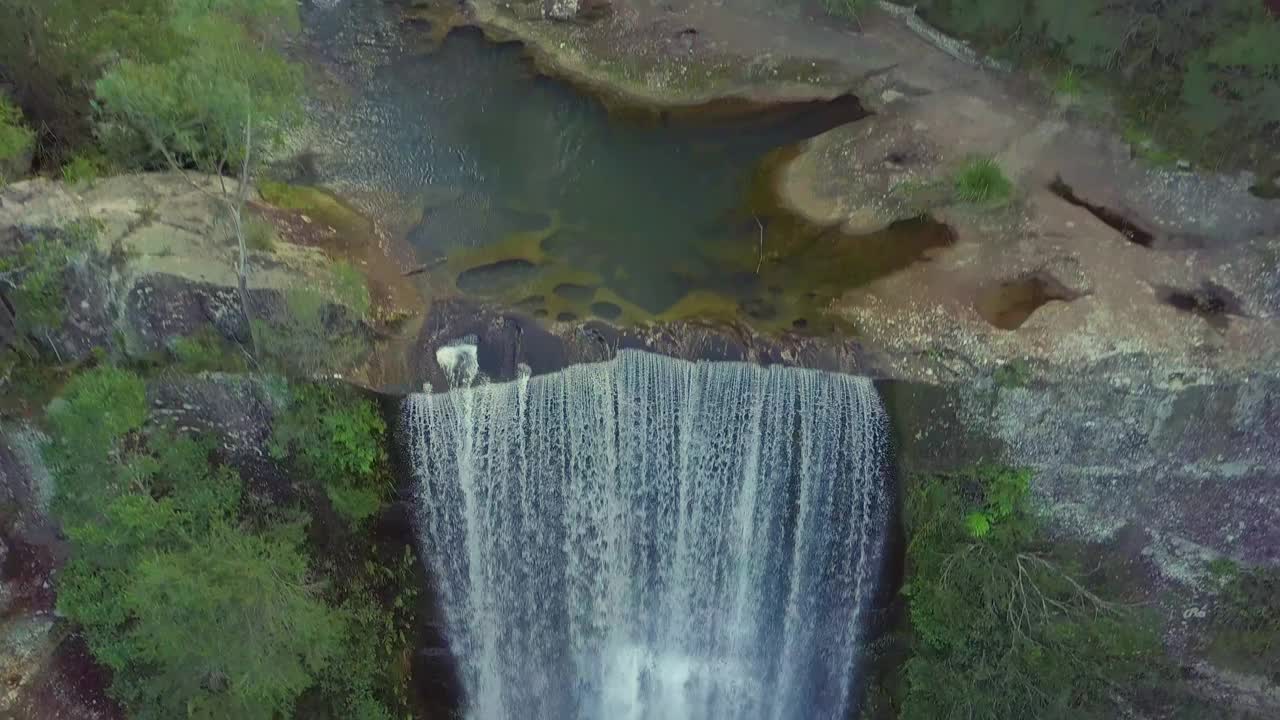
(0, 173, 372, 364)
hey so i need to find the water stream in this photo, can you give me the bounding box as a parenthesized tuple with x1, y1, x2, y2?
(405, 350, 891, 719)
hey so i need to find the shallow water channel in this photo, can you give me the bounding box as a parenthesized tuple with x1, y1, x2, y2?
(299, 0, 950, 333)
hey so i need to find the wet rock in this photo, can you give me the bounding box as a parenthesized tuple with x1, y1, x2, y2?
(409, 298, 873, 392)
(413, 298, 569, 390)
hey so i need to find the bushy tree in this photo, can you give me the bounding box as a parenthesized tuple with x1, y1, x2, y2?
(899, 467, 1166, 719)
(914, 0, 1280, 167)
(48, 366, 345, 719)
(0, 0, 178, 162)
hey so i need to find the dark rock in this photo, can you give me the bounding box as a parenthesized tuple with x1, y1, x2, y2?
(125, 274, 254, 353)
(408, 298, 873, 393)
(413, 298, 569, 390)
(146, 374, 287, 499)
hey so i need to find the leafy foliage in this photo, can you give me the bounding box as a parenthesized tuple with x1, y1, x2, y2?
(0, 0, 181, 163)
(47, 366, 347, 719)
(952, 156, 1013, 204)
(899, 466, 1166, 719)
(915, 0, 1280, 167)
(93, 0, 301, 172)
(45, 364, 417, 719)
(319, 547, 422, 720)
(271, 383, 389, 525)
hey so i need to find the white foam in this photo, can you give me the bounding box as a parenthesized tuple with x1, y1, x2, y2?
(435, 340, 479, 389)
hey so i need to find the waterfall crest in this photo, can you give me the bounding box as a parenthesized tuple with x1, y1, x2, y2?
(405, 350, 890, 720)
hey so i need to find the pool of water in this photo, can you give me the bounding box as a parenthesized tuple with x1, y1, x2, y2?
(297, 0, 950, 332)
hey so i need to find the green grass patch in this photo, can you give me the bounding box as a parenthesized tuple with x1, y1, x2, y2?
(331, 261, 371, 318)
(1054, 67, 1084, 98)
(170, 328, 249, 374)
(821, 0, 870, 21)
(0, 96, 34, 178)
(258, 180, 372, 242)
(952, 156, 1013, 205)
(993, 359, 1032, 388)
(1121, 123, 1180, 168)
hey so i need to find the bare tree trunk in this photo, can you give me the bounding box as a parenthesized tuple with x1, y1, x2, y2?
(232, 110, 257, 355)
(154, 115, 259, 356)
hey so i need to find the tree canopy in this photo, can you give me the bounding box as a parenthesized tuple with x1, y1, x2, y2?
(93, 0, 301, 172)
(915, 0, 1280, 167)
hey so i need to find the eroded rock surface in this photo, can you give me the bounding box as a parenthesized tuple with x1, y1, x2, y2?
(0, 174, 381, 365)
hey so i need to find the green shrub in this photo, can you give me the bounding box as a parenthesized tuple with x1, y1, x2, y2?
(245, 214, 279, 252)
(319, 546, 421, 720)
(43, 365, 149, 521)
(899, 466, 1166, 719)
(271, 383, 388, 525)
(253, 288, 370, 377)
(1206, 561, 1280, 676)
(0, 220, 97, 349)
(952, 156, 1013, 204)
(0, 96, 35, 179)
(61, 151, 108, 186)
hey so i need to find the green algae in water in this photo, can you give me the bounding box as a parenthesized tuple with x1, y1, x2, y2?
(302, 0, 948, 333)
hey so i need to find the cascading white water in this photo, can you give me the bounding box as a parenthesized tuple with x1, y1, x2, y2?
(405, 350, 890, 720)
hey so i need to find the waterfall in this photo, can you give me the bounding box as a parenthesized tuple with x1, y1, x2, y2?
(404, 350, 890, 720)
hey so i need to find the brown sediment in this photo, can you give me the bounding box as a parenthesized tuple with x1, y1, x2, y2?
(976, 271, 1083, 330)
(253, 184, 423, 328)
